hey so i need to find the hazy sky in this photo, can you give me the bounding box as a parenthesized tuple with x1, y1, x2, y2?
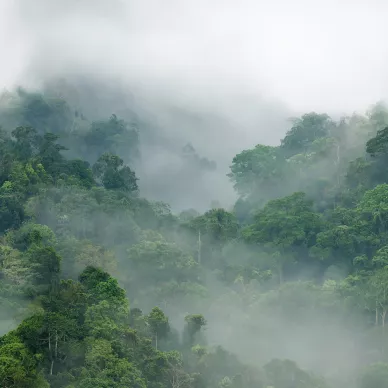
(1, 0, 388, 114)
(2, 0, 388, 210)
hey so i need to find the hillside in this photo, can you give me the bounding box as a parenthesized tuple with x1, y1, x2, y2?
(1, 87, 388, 387)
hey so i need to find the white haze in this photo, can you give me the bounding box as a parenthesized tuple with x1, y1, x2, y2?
(1, 0, 388, 113)
(2, 0, 388, 210)
(2, 1, 388, 384)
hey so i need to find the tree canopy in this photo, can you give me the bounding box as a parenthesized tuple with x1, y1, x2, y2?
(1, 87, 388, 387)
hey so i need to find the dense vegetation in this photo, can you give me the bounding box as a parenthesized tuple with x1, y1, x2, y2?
(2, 86, 388, 387)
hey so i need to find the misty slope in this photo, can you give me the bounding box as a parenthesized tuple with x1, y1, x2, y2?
(39, 76, 288, 211)
(2, 85, 388, 388)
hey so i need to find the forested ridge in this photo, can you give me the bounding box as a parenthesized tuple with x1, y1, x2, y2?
(2, 86, 388, 388)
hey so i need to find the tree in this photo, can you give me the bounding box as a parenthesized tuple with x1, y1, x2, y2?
(165, 352, 194, 388)
(263, 358, 328, 388)
(366, 127, 388, 157)
(243, 192, 323, 283)
(187, 208, 239, 268)
(310, 224, 358, 270)
(363, 126, 388, 185)
(146, 307, 170, 350)
(0, 334, 49, 388)
(82, 114, 139, 164)
(188, 209, 239, 244)
(27, 245, 61, 293)
(357, 184, 388, 240)
(228, 144, 287, 200)
(183, 314, 206, 346)
(126, 234, 200, 303)
(11, 126, 41, 161)
(280, 113, 335, 157)
(0, 193, 25, 234)
(366, 267, 388, 354)
(92, 153, 138, 194)
(9, 88, 73, 135)
(37, 133, 67, 175)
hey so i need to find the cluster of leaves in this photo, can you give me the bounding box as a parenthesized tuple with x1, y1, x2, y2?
(0, 93, 300, 388)
(0, 124, 138, 235)
(4, 89, 388, 387)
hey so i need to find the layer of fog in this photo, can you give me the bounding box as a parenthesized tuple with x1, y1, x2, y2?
(2, 0, 388, 210)
(2, 0, 388, 112)
(1, 1, 388, 384)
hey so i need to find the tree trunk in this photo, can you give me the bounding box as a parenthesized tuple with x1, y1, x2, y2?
(55, 330, 58, 359)
(279, 265, 283, 285)
(197, 230, 201, 264)
(381, 309, 387, 356)
(336, 143, 341, 186)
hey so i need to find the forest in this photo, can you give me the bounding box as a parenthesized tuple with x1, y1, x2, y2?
(2, 84, 388, 388)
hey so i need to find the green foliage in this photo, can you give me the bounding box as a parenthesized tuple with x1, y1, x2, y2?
(4, 87, 388, 388)
(228, 144, 287, 199)
(188, 208, 239, 243)
(80, 114, 139, 164)
(184, 314, 206, 346)
(147, 307, 170, 349)
(0, 334, 49, 388)
(281, 113, 336, 157)
(243, 192, 323, 282)
(93, 152, 138, 194)
(264, 359, 329, 388)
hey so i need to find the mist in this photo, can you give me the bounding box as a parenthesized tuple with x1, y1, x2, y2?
(2, 0, 388, 111)
(2, 1, 388, 387)
(2, 0, 388, 210)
